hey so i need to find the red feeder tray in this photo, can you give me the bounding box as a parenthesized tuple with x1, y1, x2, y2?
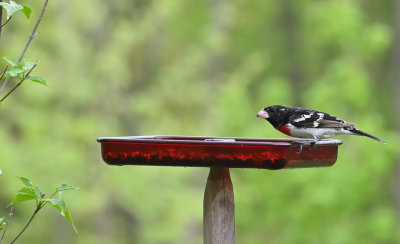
(97, 136, 342, 169)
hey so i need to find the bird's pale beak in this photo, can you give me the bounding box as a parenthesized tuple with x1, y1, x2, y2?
(256, 110, 269, 119)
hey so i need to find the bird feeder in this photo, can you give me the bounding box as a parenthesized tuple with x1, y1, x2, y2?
(97, 135, 341, 244)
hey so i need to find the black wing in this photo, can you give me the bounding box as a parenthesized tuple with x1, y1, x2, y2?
(288, 108, 355, 128)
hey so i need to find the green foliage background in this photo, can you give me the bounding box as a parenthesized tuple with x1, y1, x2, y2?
(1, 0, 400, 243)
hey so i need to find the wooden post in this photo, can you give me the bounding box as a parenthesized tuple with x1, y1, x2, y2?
(203, 167, 235, 244)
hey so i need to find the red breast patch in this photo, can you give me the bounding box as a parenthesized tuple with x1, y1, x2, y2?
(277, 125, 292, 136)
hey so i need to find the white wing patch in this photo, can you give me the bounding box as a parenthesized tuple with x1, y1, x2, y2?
(317, 113, 324, 118)
(293, 114, 312, 122)
(313, 113, 326, 127)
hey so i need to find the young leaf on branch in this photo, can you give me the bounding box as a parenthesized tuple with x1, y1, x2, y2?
(8, 187, 37, 206)
(21, 5, 31, 19)
(26, 75, 47, 86)
(6, 176, 78, 242)
(0, 0, 48, 100)
(0, 1, 31, 20)
(3, 57, 17, 66)
(56, 184, 79, 198)
(17, 176, 33, 187)
(2, 57, 41, 81)
(0, 217, 6, 231)
(0, 57, 46, 102)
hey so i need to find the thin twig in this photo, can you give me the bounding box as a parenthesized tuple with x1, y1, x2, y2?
(0, 0, 49, 96)
(0, 16, 11, 29)
(0, 0, 3, 39)
(0, 207, 13, 244)
(9, 205, 42, 244)
(0, 223, 5, 243)
(0, 64, 37, 103)
(0, 66, 7, 80)
(17, 0, 48, 63)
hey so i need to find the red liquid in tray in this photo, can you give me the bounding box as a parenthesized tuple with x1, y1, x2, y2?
(98, 136, 341, 169)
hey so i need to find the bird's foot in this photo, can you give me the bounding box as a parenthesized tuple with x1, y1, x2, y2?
(292, 140, 316, 153)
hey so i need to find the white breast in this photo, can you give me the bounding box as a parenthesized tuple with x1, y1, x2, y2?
(287, 123, 352, 139)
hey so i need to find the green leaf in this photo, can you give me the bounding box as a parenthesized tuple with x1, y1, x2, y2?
(17, 176, 32, 187)
(56, 184, 79, 198)
(8, 187, 37, 206)
(2, 73, 10, 79)
(64, 208, 78, 233)
(26, 75, 47, 86)
(15, 187, 36, 198)
(21, 60, 35, 72)
(21, 5, 32, 19)
(0, 217, 6, 231)
(12, 177, 44, 203)
(33, 186, 44, 199)
(6, 66, 22, 78)
(43, 199, 66, 214)
(0, 1, 23, 19)
(57, 184, 79, 192)
(3, 57, 18, 66)
(44, 199, 77, 232)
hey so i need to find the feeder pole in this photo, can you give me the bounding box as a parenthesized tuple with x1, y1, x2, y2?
(203, 167, 235, 244)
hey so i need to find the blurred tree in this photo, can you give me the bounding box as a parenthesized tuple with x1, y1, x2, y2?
(394, 0, 400, 223)
(0, 0, 399, 243)
(280, 0, 304, 106)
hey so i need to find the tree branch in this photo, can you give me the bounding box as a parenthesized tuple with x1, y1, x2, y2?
(0, 66, 7, 80)
(0, 64, 37, 103)
(0, 0, 49, 96)
(0, 16, 11, 29)
(17, 0, 49, 64)
(0, 0, 3, 39)
(0, 207, 13, 244)
(9, 205, 42, 244)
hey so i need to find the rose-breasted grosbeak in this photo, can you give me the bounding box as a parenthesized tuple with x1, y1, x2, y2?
(256, 105, 386, 149)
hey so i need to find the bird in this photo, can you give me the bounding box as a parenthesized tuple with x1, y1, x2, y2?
(256, 105, 386, 151)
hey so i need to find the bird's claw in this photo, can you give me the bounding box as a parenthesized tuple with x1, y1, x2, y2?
(293, 140, 317, 153)
(312, 142, 316, 150)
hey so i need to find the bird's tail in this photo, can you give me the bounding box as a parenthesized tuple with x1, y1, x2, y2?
(348, 127, 386, 144)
